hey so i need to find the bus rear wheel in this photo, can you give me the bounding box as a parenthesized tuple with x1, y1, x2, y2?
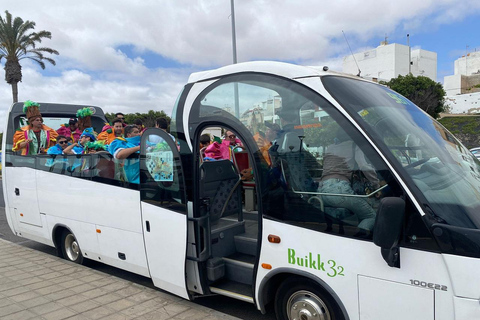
(275, 277, 343, 320)
(61, 230, 84, 264)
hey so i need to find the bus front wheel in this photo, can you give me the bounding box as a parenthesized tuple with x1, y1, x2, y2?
(275, 277, 343, 320)
(61, 230, 84, 265)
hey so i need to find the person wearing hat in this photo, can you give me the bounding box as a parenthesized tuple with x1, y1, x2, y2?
(63, 128, 97, 154)
(56, 118, 82, 142)
(13, 100, 58, 155)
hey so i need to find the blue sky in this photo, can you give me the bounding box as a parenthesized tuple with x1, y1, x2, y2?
(1, 0, 480, 133)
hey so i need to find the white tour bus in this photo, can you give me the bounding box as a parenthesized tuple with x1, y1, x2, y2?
(3, 61, 480, 320)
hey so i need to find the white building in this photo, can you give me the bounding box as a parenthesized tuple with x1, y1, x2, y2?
(444, 51, 480, 96)
(343, 42, 437, 82)
(445, 92, 480, 114)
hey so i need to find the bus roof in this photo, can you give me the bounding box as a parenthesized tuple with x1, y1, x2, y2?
(187, 61, 337, 84)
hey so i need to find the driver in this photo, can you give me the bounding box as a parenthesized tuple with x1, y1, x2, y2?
(319, 128, 379, 232)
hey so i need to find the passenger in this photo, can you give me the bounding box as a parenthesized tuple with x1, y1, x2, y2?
(204, 142, 224, 161)
(200, 133, 212, 149)
(133, 119, 146, 133)
(13, 100, 58, 155)
(155, 117, 169, 132)
(255, 122, 281, 165)
(271, 108, 304, 153)
(222, 130, 243, 149)
(47, 135, 69, 155)
(100, 112, 127, 132)
(319, 129, 379, 232)
(65, 136, 73, 144)
(97, 118, 124, 145)
(218, 130, 243, 160)
(56, 118, 81, 142)
(115, 112, 127, 126)
(64, 128, 97, 155)
(108, 125, 141, 184)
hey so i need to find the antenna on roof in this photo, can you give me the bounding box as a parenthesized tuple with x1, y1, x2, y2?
(343, 30, 361, 77)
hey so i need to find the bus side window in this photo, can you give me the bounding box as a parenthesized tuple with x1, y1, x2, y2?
(141, 133, 185, 213)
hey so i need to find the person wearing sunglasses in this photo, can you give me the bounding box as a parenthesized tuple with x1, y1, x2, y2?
(47, 135, 69, 155)
(220, 129, 244, 160)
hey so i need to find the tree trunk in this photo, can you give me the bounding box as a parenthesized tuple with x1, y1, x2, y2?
(11, 81, 18, 103)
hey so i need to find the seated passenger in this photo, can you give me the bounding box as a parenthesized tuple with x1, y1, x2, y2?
(63, 128, 97, 155)
(13, 100, 58, 155)
(47, 135, 69, 155)
(255, 122, 280, 166)
(204, 142, 224, 161)
(108, 125, 141, 184)
(222, 130, 243, 149)
(56, 118, 81, 142)
(200, 133, 211, 149)
(319, 129, 379, 231)
(97, 118, 124, 145)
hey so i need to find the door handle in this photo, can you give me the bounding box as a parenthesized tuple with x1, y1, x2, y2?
(15, 188, 20, 196)
(146, 221, 150, 232)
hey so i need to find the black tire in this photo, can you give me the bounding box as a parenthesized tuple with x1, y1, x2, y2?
(60, 229, 84, 264)
(275, 277, 344, 320)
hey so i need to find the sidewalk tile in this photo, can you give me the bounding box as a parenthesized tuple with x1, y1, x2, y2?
(1, 309, 37, 320)
(81, 305, 116, 320)
(42, 308, 77, 320)
(28, 301, 64, 315)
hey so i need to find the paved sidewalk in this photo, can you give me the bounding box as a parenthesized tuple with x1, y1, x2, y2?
(0, 239, 240, 320)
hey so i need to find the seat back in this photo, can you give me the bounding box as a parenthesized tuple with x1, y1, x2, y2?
(200, 160, 242, 223)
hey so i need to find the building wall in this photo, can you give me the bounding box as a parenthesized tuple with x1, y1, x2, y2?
(343, 42, 437, 81)
(454, 51, 480, 76)
(445, 92, 480, 114)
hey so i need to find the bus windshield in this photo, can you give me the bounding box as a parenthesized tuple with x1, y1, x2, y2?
(323, 76, 480, 230)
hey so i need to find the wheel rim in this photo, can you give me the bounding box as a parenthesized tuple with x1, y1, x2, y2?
(64, 234, 80, 261)
(286, 290, 331, 320)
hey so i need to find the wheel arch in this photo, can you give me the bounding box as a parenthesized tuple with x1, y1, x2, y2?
(257, 268, 350, 320)
(51, 224, 74, 257)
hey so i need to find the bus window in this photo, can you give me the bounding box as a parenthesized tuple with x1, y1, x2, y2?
(266, 99, 401, 239)
(141, 133, 186, 213)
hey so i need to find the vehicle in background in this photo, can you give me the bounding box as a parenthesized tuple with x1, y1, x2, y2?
(470, 147, 480, 159)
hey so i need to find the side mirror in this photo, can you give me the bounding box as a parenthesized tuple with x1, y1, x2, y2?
(373, 197, 405, 268)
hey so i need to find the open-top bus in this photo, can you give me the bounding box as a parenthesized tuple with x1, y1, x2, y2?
(3, 61, 480, 320)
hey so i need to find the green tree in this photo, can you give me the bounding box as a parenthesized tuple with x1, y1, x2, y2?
(0, 10, 59, 103)
(384, 74, 446, 119)
(105, 110, 170, 128)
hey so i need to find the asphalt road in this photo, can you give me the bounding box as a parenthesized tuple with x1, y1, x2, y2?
(0, 180, 275, 320)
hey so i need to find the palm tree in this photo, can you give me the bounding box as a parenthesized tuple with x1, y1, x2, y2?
(0, 10, 59, 103)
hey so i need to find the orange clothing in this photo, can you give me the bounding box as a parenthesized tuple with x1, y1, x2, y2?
(13, 125, 58, 155)
(253, 132, 272, 165)
(97, 130, 122, 145)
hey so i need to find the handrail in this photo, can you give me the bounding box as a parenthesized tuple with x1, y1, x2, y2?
(292, 184, 389, 199)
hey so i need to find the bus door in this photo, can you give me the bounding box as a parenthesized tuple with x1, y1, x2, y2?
(139, 128, 189, 299)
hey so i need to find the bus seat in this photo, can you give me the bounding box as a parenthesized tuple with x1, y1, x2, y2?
(199, 160, 242, 224)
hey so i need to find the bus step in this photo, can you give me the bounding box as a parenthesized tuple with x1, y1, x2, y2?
(234, 232, 257, 256)
(210, 279, 254, 304)
(223, 253, 255, 285)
